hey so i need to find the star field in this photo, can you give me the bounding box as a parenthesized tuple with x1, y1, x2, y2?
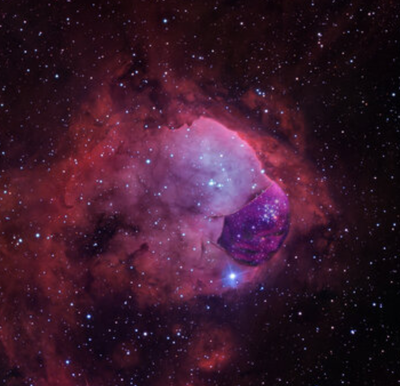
(0, 1, 399, 386)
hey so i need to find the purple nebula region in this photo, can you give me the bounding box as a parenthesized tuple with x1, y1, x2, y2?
(151, 117, 290, 267)
(148, 116, 290, 267)
(218, 183, 289, 265)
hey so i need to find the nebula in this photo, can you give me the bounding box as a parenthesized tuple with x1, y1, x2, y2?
(1, 0, 395, 385)
(0, 76, 335, 384)
(59, 116, 291, 300)
(0, 89, 333, 384)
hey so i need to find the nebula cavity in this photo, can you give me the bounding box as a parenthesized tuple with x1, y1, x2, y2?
(156, 117, 290, 265)
(126, 116, 290, 266)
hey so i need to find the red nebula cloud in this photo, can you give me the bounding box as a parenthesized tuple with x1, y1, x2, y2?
(0, 69, 336, 386)
(189, 326, 235, 372)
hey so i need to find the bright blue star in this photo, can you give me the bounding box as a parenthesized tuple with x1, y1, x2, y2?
(222, 268, 240, 287)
